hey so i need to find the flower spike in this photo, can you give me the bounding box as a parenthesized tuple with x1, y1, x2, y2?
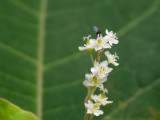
(78, 26, 119, 119)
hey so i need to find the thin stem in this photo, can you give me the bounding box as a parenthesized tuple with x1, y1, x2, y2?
(89, 50, 94, 65)
(84, 109, 88, 120)
(96, 50, 100, 62)
(89, 114, 94, 120)
(84, 88, 91, 120)
(96, 49, 104, 62)
(84, 87, 96, 120)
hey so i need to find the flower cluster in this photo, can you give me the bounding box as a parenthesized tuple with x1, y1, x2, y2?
(79, 28, 118, 52)
(79, 26, 119, 119)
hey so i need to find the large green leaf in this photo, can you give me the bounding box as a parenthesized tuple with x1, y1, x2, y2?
(0, 98, 40, 120)
(0, 0, 160, 120)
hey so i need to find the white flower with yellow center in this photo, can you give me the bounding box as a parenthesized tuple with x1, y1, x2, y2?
(83, 74, 107, 87)
(85, 100, 103, 116)
(105, 51, 119, 66)
(91, 93, 113, 106)
(104, 29, 118, 46)
(78, 35, 97, 51)
(91, 61, 113, 78)
(94, 35, 111, 51)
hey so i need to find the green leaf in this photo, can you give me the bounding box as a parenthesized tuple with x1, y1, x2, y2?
(0, 0, 160, 120)
(0, 98, 39, 120)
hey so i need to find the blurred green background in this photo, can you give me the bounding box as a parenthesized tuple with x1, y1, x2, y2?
(0, 0, 160, 120)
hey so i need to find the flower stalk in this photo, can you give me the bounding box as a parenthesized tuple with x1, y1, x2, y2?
(88, 49, 94, 65)
(79, 26, 119, 120)
(84, 87, 96, 120)
(89, 114, 94, 120)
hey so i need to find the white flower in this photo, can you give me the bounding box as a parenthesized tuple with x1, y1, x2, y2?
(91, 93, 113, 106)
(83, 74, 107, 87)
(94, 35, 111, 51)
(85, 100, 103, 116)
(78, 35, 97, 51)
(91, 61, 113, 78)
(99, 84, 108, 93)
(105, 51, 119, 66)
(104, 29, 118, 46)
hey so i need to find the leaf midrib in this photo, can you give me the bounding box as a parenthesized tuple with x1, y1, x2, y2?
(37, 0, 48, 118)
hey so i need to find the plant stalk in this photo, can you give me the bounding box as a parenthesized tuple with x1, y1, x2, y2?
(88, 49, 94, 65)
(89, 114, 94, 120)
(84, 87, 96, 120)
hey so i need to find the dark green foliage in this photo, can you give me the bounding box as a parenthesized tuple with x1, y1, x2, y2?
(0, 0, 160, 120)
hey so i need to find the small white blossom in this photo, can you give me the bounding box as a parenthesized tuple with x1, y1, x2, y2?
(99, 85, 108, 93)
(105, 51, 119, 66)
(104, 29, 118, 46)
(83, 74, 107, 87)
(94, 35, 111, 51)
(78, 35, 97, 51)
(83, 35, 91, 40)
(85, 100, 103, 116)
(91, 93, 113, 106)
(91, 61, 113, 79)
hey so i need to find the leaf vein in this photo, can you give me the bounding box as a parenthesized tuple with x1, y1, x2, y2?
(8, 0, 38, 17)
(43, 104, 79, 114)
(44, 52, 87, 71)
(37, 0, 47, 118)
(44, 79, 82, 92)
(0, 87, 36, 102)
(0, 42, 37, 64)
(118, 0, 160, 37)
(0, 70, 36, 87)
(102, 79, 160, 120)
